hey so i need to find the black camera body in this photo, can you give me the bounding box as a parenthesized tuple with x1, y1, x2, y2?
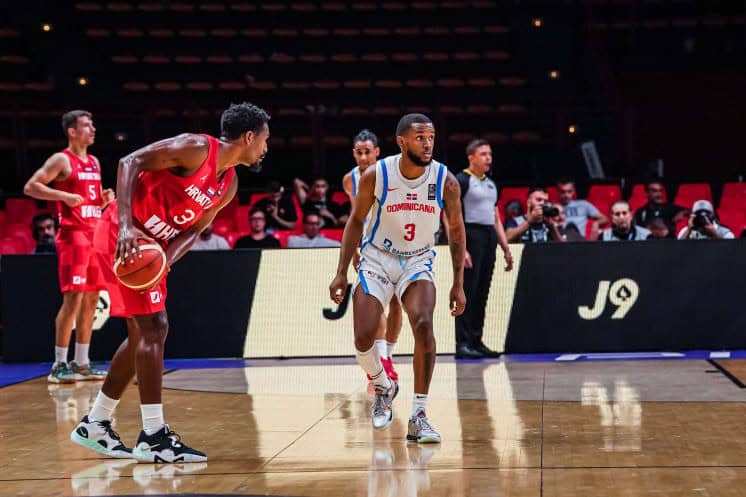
(692, 210, 713, 229)
(542, 203, 559, 218)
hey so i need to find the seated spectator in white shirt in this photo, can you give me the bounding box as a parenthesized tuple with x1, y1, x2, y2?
(287, 213, 341, 248)
(552, 204, 584, 242)
(677, 200, 734, 240)
(599, 201, 651, 241)
(557, 178, 608, 239)
(190, 222, 230, 250)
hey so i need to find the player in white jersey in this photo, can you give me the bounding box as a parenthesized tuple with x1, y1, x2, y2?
(330, 114, 466, 443)
(342, 129, 402, 383)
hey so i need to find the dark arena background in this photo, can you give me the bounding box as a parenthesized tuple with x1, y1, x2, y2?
(2, 1, 746, 496)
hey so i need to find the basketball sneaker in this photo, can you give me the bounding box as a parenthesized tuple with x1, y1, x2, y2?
(372, 381, 399, 430)
(407, 409, 441, 444)
(70, 416, 133, 458)
(70, 361, 107, 381)
(48, 362, 76, 384)
(132, 425, 207, 463)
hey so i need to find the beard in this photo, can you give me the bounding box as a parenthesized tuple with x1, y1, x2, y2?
(406, 149, 430, 167)
(245, 157, 264, 172)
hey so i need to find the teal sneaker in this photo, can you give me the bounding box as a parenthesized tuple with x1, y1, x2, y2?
(48, 362, 76, 384)
(70, 361, 107, 381)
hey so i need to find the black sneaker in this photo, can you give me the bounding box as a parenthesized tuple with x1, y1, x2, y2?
(132, 425, 207, 463)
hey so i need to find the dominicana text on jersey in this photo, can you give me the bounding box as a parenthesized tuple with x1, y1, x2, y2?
(362, 154, 447, 257)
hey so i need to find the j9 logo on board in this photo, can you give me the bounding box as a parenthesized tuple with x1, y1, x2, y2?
(578, 279, 639, 320)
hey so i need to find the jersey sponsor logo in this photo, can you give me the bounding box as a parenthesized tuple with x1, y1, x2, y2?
(78, 172, 101, 181)
(387, 187, 400, 192)
(143, 214, 182, 241)
(184, 184, 215, 209)
(406, 192, 418, 200)
(149, 291, 161, 304)
(81, 205, 102, 218)
(428, 184, 436, 200)
(72, 275, 87, 285)
(385, 202, 436, 214)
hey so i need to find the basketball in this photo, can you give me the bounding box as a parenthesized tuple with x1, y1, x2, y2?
(113, 240, 167, 290)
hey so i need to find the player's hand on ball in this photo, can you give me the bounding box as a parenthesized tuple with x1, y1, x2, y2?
(449, 285, 466, 316)
(65, 193, 85, 207)
(329, 274, 348, 304)
(116, 226, 153, 264)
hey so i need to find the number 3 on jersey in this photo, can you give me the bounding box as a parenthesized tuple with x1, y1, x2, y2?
(404, 223, 416, 241)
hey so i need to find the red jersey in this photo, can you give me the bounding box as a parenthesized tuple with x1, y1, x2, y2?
(54, 149, 103, 230)
(132, 135, 235, 248)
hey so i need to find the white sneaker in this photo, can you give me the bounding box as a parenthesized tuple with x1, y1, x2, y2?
(407, 408, 442, 444)
(372, 381, 399, 430)
(71, 416, 133, 458)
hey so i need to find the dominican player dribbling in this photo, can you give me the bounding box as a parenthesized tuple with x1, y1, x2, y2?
(329, 114, 467, 443)
(70, 103, 270, 463)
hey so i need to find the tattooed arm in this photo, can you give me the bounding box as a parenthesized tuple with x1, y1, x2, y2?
(442, 172, 466, 317)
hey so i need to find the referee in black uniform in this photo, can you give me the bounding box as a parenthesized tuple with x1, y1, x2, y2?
(454, 139, 513, 359)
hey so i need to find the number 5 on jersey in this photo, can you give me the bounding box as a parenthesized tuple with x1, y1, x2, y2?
(404, 223, 416, 241)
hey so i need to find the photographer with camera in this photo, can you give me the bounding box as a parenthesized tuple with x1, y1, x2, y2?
(600, 201, 651, 241)
(505, 187, 563, 243)
(677, 200, 734, 240)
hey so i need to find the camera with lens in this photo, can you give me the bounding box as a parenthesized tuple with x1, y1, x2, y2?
(692, 210, 713, 229)
(541, 202, 559, 218)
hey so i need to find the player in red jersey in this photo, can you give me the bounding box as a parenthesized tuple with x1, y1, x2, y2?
(70, 103, 271, 463)
(24, 110, 114, 383)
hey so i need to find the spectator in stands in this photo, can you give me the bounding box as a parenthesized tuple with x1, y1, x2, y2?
(287, 212, 341, 248)
(557, 178, 608, 240)
(293, 177, 348, 228)
(505, 187, 563, 243)
(677, 200, 734, 240)
(634, 179, 686, 235)
(31, 213, 57, 254)
(234, 209, 280, 249)
(252, 181, 297, 232)
(552, 205, 584, 242)
(190, 222, 229, 251)
(503, 199, 524, 224)
(600, 201, 651, 241)
(645, 217, 671, 240)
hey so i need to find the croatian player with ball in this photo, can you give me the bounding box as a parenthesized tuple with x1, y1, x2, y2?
(71, 103, 271, 463)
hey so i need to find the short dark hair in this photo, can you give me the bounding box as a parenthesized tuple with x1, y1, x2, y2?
(465, 139, 489, 156)
(61, 110, 92, 137)
(395, 113, 433, 136)
(644, 177, 665, 189)
(528, 186, 547, 198)
(303, 212, 320, 224)
(266, 180, 284, 194)
(31, 213, 57, 240)
(353, 129, 379, 147)
(249, 207, 265, 218)
(557, 177, 575, 187)
(220, 102, 271, 140)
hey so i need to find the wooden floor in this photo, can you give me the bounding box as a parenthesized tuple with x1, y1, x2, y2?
(2, 357, 746, 496)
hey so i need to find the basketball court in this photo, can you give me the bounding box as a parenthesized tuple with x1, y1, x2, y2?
(3, 354, 746, 496)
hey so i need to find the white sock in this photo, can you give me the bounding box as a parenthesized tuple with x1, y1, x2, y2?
(375, 339, 388, 360)
(357, 344, 391, 390)
(412, 393, 428, 417)
(386, 341, 396, 358)
(141, 404, 165, 435)
(89, 390, 119, 422)
(74, 342, 90, 365)
(54, 346, 68, 365)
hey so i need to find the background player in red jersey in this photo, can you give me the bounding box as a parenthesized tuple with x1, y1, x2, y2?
(70, 103, 271, 463)
(342, 129, 402, 382)
(24, 110, 114, 383)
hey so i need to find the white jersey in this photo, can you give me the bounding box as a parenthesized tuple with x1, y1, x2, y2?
(362, 154, 447, 257)
(350, 165, 362, 198)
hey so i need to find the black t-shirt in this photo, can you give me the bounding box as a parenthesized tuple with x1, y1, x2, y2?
(302, 198, 349, 228)
(634, 202, 685, 233)
(234, 235, 280, 249)
(253, 196, 297, 231)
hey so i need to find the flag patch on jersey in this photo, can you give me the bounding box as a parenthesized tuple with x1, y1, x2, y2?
(428, 184, 436, 200)
(406, 192, 418, 200)
(206, 187, 216, 197)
